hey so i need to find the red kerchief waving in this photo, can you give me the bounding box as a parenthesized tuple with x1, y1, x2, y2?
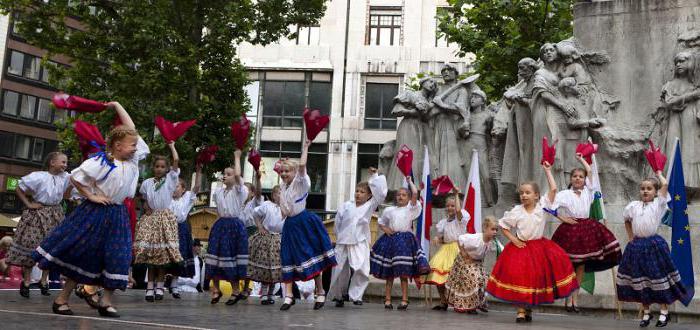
(396, 145, 413, 177)
(302, 108, 330, 142)
(196, 145, 219, 166)
(52, 93, 107, 113)
(230, 114, 251, 150)
(248, 149, 262, 172)
(575, 141, 598, 165)
(74, 120, 106, 160)
(541, 137, 557, 166)
(154, 116, 196, 143)
(431, 175, 455, 196)
(273, 159, 286, 174)
(644, 140, 667, 172)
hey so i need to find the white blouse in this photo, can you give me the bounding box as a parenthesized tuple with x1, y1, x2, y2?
(241, 196, 265, 228)
(335, 173, 388, 245)
(140, 168, 180, 210)
(623, 193, 671, 238)
(458, 233, 490, 261)
(436, 209, 470, 243)
(253, 201, 284, 233)
(378, 201, 422, 233)
(18, 171, 70, 205)
(553, 179, 594, 218)
(212, 179, 248, 218)
(498, 196, 553, 241)
(71, 136, 150, 204)
(280, 172, 311, 217)
(170, 191, 197, 223)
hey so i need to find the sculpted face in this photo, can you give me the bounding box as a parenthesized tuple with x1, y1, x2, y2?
(422, 79, 438, 93)
(441, 68, 457, 82)
(674, 53, 691, 76)
(517, 62, 535, 81)
(540, 44, 558, 64)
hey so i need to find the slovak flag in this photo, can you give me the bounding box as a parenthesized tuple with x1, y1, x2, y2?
(416, 145, 432, 256)
(463, 150, 482, 233)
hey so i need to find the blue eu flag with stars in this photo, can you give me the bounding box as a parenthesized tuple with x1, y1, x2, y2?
(667, 140, 694, 306)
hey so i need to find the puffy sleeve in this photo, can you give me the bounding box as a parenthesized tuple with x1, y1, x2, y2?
(378, 208, 392, 227)
(458, 209, 470, 227)
(293, 173, 312, 194)
(654, 193, 672, 219)
(71, 158, 112, 187)
(18, 171, 47, 194)
(130, 136, 150, 164)
(166, 168, 181, 191)
(334, 202, 346, 233)
(368, 173, 388, 209)
(539, 195, 556, 210)
(622, 202, 635, 222)
(139, 179, 148, 199)
(499, 207, 520, 230)
(235, 182, 249, 206)
(436, 219, 446, 237)
(407, 200, 422, 220)
(253, 203, 267, 220)
(183, 191, 197, 209)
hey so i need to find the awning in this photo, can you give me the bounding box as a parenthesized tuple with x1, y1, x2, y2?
(0, 213, 18, 228)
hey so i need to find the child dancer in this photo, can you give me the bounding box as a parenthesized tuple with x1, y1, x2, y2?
(33, 102, 149, 317)
(425, 188, 470, 311)
(486, 162, 579, 323)
(169, 164, 202, 299)
(8, 152, 70, 298)
(206, 149, 249, 305)
(329, 167, 388, 307)
(134, 143, 183, 302)
(278, 139, 337, 311)
(248, 185, 284, 305)
(551, 153, 621, 312)
(617, 171, 688, 327)
(445, 216, 499, 313)
(238, 175, 265, 302)
(370, 176, 430, 311)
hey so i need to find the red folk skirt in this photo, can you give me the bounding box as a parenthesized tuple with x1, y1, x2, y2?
(486, 238, 578, 306)
(551, 218, 621, 272)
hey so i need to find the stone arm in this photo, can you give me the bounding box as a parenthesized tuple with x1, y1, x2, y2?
(662, 88, 700, 111)
(539, 90, 578, 119)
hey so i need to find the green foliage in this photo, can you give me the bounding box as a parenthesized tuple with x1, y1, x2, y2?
(0, 0, 327, 178)
(438, 0, 573, 100)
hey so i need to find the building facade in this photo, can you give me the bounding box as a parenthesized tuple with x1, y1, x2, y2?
(238, 0, 471, 213)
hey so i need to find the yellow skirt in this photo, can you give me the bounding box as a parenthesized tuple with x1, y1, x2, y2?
(423, 241, 460, 286)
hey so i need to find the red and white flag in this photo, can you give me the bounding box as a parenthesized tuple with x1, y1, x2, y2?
(463, 150, 482, 233)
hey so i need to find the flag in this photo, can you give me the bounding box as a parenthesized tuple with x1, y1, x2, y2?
(463, 150, 482, 234)
(416, 145, 432, 257)
(666, 138, 694, 306)
(580, 151, 605, 294)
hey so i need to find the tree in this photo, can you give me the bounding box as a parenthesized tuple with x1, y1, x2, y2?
(0, 0, 328, 177)
(438, 0, 573, 100)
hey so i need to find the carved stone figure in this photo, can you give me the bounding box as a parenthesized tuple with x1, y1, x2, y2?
(464, 89, 495, 206)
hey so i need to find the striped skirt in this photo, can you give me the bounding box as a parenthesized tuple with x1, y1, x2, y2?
(177, 221, 195, 277)
(205, 217, 248, 282)
(370, 231, 430, 280)
(280, 210, 336, 282)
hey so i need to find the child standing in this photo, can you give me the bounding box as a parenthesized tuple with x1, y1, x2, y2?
(424, 189, 470, 311)
(329, 167, 388, 307)
(278, 139, 337, 311)
(445, 216, 499, 313)
(168, 164, 202, 299)
(370, 176, 430, 311)
(486, 162, 579, 323)
(134, 143, 183, 302)
(8, 152, 71, 298)
(33, 102, 149, 317)
(616, 171, 688, 327)
(247, 185, 284, 305)
(238, 174, 265, 302)
(206, 149, 249, 305)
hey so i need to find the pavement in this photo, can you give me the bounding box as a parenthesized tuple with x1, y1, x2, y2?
(0, 289, 698, 330)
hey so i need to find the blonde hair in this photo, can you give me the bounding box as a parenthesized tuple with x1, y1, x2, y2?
(445, 196, 457, 205)
(282, 159, 298, 172)
(518, 181, 541, 196)
(271, 185, 281, 203)
(482, 215, 497, 231)
(106, 125, 138, 152)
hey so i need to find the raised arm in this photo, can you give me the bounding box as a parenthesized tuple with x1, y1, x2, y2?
(408, 176, 418, 205)
(168, 142, 179, 170)
(542, 162, 557, 204)
(657, 170, 669, 198)
(108, 102, 135, 130)
(576, 153, 591, 177)
(453, 187, 464, 220)
(191, 164, 202, 193)
(253, 171, 262, 199)
(233, 149, 242, 185)
(298, 139, 310, 176)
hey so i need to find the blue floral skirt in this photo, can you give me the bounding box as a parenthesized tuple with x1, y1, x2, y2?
(370, 231, 430, 280)
(177, 221, 195, 277)
(280, 210, 336, 282)
(32, 201, 131, 290)
(616, 235, 688, 305)
(204, 217, 248, 282)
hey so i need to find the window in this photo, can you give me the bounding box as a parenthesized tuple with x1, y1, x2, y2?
(8, 51, 24, 76)
(368, 7, 402, 46)
(20, 94, 36, 119)
(0, 130, 59, 164)
(261, 73, 332, 129)
(357, 144, 383, 183)
(2, 90, 19, 116)
(32, 139, 45, 162)
(6, 51, 54, 84)
(37, 99, 52, 122)
(14, 135, 31, 159)
(294, 25, 320, 45)
(23, 56, 42, 80)
(309, 82, 331, 115)
(0, 132, 13, 157)
(364, 83, 397, 130)
(1, 89, 63, 124)
(435, 7, 452, 47)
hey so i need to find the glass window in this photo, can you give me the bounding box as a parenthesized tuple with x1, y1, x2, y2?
(364, 83, 397, 130)
(2, 90, 19, 116)
(41, 62, 55, 83)
(435, 7, 451, 47)
(309, 82, 331, 115)
(53, 108, 68, 124)
(8, 51, 24, 76)
(23, 56, 42, 80)
(31, 138, 45, 162)
(357, 144, 382, 182)
(14, 135, 31, 159)
(37, 98, 52, 122)
(19, 94, 36, 119)
(296, 26, 320, 45)
(0, 132, 13, 157)
(368, 7, 403, 46)
(262, 80, 305, 128)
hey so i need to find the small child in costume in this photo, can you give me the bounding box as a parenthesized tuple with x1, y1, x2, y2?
(248, 185, 284, 305)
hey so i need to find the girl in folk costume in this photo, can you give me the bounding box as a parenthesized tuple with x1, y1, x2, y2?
(134, 143, 184, 302)
(168, 164, 202, 299)
(8, 152, 71, 298)
(445, 216, 499, 313)
(278, 139, 337, 311)
(33, 102, 149, 317)
(370, 176, 430, 311)
(486, 162, 579, 323)
(424, 188, 470, 311)
(206, 148, 250, 305)
(248, 185, 284, 305)
(238, 174, 265, 302)
(550, 153, 621, 312)
(617, 172, 688, 328)
(329, 167, 388, 307)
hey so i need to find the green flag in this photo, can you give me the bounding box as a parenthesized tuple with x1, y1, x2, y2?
(580, 153, 605, 294)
